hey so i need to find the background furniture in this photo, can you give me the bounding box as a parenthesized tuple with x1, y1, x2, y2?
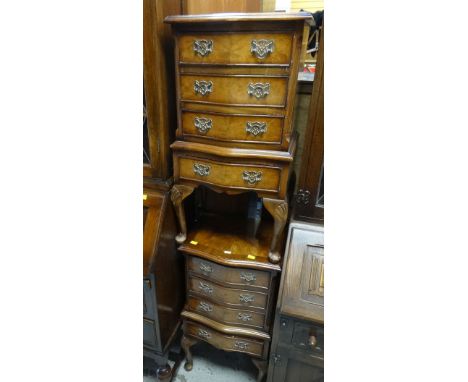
(266, 221, 324, 382)
(143, 188, 185, 380)
(293, 25, 323, 222)
(143, 1, 184, 378)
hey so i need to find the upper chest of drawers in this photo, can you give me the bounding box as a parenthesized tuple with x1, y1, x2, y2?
(166, 13, 313, 151)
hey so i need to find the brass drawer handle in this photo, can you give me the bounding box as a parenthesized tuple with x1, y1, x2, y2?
(242, 171, 262, 185)
(198, 329, 211, 339)
(246, 121, 267, 136)
(251, 39, 274, 59)
(193, 163, 210, 177)
(238, 313, 252, 322)
(240, 272, 256, 282)
(239, 293, 254, 303)
(234, 341, 249, 350)
(194, 117, 212, 134)
(199, 262, 213, 274)
(199, 281, 213, 294)
(193, 39, 213, 56)
(309, 335, 317, 348)
(248, 82, 270, 99)
(198, 301, 213, 312)
(194, 80, 213, 96)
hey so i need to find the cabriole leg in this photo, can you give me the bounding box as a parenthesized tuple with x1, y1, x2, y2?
(170, 184, 195, 243)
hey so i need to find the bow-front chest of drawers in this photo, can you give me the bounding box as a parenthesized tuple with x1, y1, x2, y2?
(165, 12, 313, 265)
(177, 217, 281, 382)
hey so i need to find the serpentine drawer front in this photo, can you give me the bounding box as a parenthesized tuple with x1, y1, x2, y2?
(188, 275, 268, 311)
(178, 33, 293, 65)
(188, 256, 271, 290)
(186, 296, 266, 330)
(184, 320, 265, 358)
(176, 156, 281, 193)
(180, 74, 288, 107)
(181, 111, 283, 145)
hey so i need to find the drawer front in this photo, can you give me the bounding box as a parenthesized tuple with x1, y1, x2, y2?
(180, 75, 288, 107)
(188, 276, 268, 311)
(187, 296, 266, 330)
(188, 256, 271, 290)
(178, 33, 293, 65)
(178, 157, 281, 193)
(143, 319, 158, 349)
(291, 321, 324, 356)
(181, 111, 283, 145)
(185, 321, 265, 357)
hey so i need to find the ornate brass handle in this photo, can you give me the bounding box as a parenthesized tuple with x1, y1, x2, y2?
(194, 117, 212, 134)
(246, 121, 267, 136)
(242, 171, 262, 185)
(198, 301, 213, 312)
(251, 39, 274, 59)
(239, 293, 254, 303)
(193, 39, 213, 56)
(234, 341, 249, 350)
(199, 282, 213, 294)
(309, 335, 317, 348)
(199, 262, 213, 274)
(193, 163, 210, 177)
(238, 313, 252, 322)
(240, 272, 256, 282)
(247, 82, 270, 99)
(198, 329, 211, 339)
(194, 80, 213, 96)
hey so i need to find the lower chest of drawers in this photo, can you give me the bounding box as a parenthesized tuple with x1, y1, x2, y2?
(183, 255, 279, 350)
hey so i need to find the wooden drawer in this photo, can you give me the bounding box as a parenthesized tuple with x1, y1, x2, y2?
(181, 110, 283, 146)
(188, 256, 271, 291)
(188, 275, 268, 311)
(185, 320, 265, 357)
(177, 156, 281, 194)
(291, 321, 324, 356)
(180, 74, 288, 107)
(187, 295, 266, 330)
(178, 33, 293, 65)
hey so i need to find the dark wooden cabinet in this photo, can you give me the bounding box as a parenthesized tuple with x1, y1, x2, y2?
(293, 26, 323, 222)
(143, 187, 185, 379)
(143, 0, 181, 180)
(143, 1, 185, 378)
(267, 221, 324, 382)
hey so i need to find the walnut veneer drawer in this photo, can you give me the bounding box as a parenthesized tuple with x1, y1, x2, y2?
(181, 111, 283, 146)
(176, 156, 281, 194)
(178, 33, 293, 65)
(187, 296, 266, 330)
(188, 275, 268, 311)
(180, 74, 288, 107)
(184, 320, 265, 357)
(188, 256, 271, 291)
